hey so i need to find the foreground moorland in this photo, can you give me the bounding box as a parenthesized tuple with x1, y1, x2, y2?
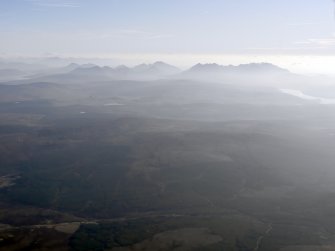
(1, 62, 335, 251)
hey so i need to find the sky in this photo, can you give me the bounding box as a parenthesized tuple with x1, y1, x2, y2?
(1, 0, 335, 73)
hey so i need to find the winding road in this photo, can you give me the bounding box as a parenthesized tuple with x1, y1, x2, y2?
(254, 223, 273, 251)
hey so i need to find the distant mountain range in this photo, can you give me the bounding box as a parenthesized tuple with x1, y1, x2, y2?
(181, 62, 291, 81)
(68, 61, 182, 77)
(65, 61, 288, 77)
(45, 61, 289, 82)
(0, 60, 298, 87)
(186, 62, 289, 74)
(27, 61, 182, 83)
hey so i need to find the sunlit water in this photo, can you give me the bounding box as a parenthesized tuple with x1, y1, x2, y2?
(280, 89, 335, 105)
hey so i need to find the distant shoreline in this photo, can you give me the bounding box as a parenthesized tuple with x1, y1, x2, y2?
(280, 89, 335, 105)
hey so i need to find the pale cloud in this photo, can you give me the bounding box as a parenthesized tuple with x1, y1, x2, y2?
(287, 22, 325, 26)
(295, 37, 335, 47)
(79, 30, 174, 41)
(26, 0, 79, 8)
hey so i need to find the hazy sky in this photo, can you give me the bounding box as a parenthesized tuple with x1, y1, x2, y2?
(1, 0, 335, 73)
